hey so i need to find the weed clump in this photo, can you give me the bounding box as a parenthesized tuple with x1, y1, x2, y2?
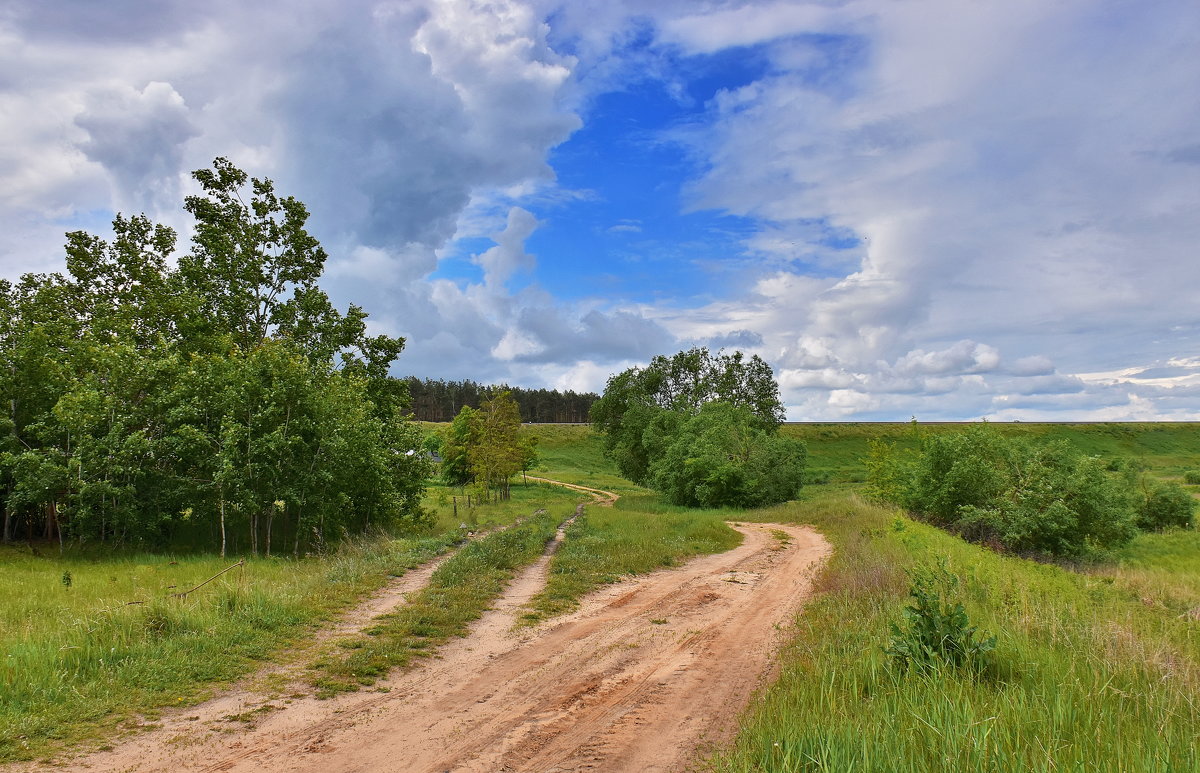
(885, 559, 995, 674)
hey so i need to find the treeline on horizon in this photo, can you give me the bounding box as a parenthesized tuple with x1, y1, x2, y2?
(404, 377, 597, 423)
(0, 159, 430, 555)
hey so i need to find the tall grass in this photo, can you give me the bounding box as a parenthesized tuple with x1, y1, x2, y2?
(709, 488, 1200, 772)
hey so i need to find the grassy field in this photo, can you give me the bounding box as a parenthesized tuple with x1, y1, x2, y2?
(709, 488, 1200, 772)
(0, 481, 584, 762)
(780, 421, 1200, 483)
(3, 420, 1197, 767)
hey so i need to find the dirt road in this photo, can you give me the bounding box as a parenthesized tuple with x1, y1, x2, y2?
(31, 502, 829, 773)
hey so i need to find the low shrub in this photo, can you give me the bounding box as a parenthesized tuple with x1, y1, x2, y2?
(884, 559, 995, 674)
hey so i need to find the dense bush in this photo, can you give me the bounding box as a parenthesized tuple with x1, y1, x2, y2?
(1183, 470, 1200, 485)
(646, 402, 806, 508)
(591, 348, 804, 508)
(1136, 482, 1196, 531)
(868, 424, 1143, 558)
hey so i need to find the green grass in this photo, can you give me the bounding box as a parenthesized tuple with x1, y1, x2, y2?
(708, 488, 1200, 772)
(519, 496, 742, 625)
(309, 507, 567, 696)
(422, 478, 588, 532)
(521, 423, 646, 494)
(783, 421, 1200, 483)
(0, 534, 455, 762)
(0, 480, 585, 762)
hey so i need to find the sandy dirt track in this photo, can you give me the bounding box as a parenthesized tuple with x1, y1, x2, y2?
(27, 512, 829, 773)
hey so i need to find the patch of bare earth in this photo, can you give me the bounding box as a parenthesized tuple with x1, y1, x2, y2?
(22, 512, 829, 773)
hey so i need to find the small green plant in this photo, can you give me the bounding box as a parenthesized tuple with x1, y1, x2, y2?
(1183, 470, 1200, 485)
(884, 559, 995, 673)
(60, 570, 72, 589)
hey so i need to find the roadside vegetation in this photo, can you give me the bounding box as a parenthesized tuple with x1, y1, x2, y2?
(0, 534, 452, 762)
(310, 507, 569, 697)
(0, 481, 584, 763)
(520, 495, 741, 625)
(709, 488, 1200, 772)
(867, 422, 1194, 558)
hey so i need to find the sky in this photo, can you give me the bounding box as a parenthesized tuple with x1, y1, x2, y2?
(2, 0, 1199, 420)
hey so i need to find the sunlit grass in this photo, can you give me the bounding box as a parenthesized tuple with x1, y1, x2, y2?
(708, 489, 1200, 772)
(310, 508, 567, 695)
(0, 534, 454, 762)
(519, 498, 741, 625)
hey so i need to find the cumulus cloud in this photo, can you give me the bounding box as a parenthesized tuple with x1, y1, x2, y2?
(3, 0, 1198, 416)
(75, 81, 199, 209)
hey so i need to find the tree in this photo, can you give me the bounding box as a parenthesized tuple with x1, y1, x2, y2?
(591, 349, 802, 508)
(469, 392, 523, 501)
(0, 158, 430, 553)
(647, 402, 805, 508)
(441, 406, 478, 487)
(591, 348, 784, 486)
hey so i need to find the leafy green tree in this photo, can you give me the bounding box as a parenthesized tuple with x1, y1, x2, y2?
(0, 158, 429, 553)
(647, 402, 805, 508)
(591, 349, 802, 508)
(469, 392, 523, 501)
(441, 406, 478, 487)
(591, 348, 785, 486)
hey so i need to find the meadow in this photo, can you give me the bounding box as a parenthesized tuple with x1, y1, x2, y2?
(2, 420, 1198, 769)
(0, 481, 586, 762)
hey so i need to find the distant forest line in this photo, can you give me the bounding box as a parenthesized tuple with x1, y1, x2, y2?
(403, 377, 598, 423)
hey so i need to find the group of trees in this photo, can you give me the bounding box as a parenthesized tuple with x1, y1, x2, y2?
(438, 392, 537, 502)
(0, 159, 431, 555)
(405, 378, 596, 423)
(590, 348, 805, 508)
(867, 424, 1195, 558)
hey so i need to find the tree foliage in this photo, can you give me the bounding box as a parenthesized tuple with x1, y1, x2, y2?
(591, 349, 802, 508)
(439, 392, 534, 501)
(0, 158, 428, 554)
(590, 347, 786, 487)
(405, 377, 595, 423)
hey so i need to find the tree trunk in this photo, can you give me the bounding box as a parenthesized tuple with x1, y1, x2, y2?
(219, 496, 227, 559)
(265, 509, 273, 557)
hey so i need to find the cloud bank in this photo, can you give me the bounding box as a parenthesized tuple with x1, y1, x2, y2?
(1, 0, 1197, 419)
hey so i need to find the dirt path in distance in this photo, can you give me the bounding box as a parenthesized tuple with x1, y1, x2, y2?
(526, 475, 620, 506)
(32, 512, 829, 773)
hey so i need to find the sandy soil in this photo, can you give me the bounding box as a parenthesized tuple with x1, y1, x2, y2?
(22, 497, 829, 773)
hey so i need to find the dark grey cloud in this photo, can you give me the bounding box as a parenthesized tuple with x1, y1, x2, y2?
(74, 82, 199, 209)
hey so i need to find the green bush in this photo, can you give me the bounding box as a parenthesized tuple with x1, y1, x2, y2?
(646, 402, 805, 508)
(1136, 482, 1196, 531)
(884, 559, 995, 673)
(868, 424, 1139, 558)
(1183, 471, 1200, 485)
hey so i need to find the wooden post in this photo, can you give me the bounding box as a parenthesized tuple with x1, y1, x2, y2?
(453, 497, 458, 519)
